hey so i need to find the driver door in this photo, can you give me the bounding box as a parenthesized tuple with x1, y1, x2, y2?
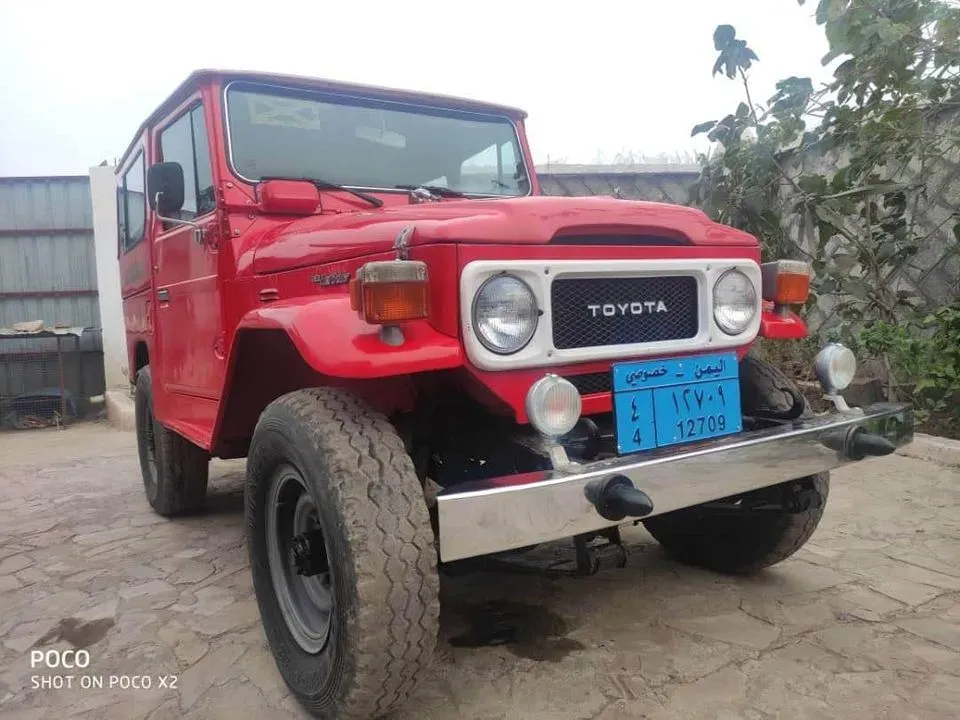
(151, 101, 224, 400)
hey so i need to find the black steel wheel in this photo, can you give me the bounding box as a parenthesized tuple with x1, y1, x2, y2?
(266, 465, 333, 654)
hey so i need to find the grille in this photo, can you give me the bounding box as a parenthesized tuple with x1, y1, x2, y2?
(567, 372, 612, 395)
(551, 275, 699, 349)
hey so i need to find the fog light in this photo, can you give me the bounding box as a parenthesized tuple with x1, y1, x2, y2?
(814, 343, 856, 394)
(526, 375, 582, 437)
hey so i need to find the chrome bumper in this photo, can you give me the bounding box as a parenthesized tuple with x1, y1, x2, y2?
(437, 403, 913, 561)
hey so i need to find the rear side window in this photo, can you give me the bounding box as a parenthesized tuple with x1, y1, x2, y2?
(159, 104, 216, 220)
(117, 151, 146, 252)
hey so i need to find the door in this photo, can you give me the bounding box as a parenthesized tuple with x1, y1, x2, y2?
(151, 102, 224, 399)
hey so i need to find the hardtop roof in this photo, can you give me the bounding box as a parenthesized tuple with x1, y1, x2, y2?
(118, 69, 528, 169)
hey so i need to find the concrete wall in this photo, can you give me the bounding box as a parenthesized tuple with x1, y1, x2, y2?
(88, 165, 125, 388)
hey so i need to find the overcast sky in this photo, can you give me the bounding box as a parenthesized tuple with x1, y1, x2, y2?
(0, 0, 832, 176)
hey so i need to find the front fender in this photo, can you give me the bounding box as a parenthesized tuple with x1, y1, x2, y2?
(236, 296, 463, 378)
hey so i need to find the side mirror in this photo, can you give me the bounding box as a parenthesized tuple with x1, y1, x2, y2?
(147, 162, 185, 215)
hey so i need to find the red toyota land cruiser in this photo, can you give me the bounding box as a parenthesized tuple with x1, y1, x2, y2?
(116, 69, 913, 719)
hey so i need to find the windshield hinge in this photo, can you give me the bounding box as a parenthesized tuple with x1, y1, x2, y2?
(393, 225, 414, 260)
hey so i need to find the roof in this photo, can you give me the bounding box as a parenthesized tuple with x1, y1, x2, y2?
(119, 69, 528, 167)
(536, 163, 700, 176)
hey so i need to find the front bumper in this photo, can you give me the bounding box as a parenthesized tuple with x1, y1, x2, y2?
(437, 402, 913, 561)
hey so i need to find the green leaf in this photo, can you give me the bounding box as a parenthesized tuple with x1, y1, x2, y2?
(691, 121, 718, 137)
(736, 102, 750, 119)
(714, 25, 736, 51)
(833, 252, 858, 271)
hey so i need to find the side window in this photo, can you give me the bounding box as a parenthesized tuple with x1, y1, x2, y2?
(118, 152, 146, 252)
(159, 104, 215, 221)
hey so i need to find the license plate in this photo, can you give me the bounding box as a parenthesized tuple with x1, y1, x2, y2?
(612, 352, 742, 454)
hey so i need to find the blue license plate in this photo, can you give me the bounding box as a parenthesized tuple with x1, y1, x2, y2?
(612, 352, 742, 454)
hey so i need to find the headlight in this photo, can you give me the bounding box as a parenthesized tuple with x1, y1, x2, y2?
(713, 269, 758, 335)
(472, 274, 538, 354)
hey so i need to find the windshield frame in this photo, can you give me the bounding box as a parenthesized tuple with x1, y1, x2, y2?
(221, 80, 532, 198)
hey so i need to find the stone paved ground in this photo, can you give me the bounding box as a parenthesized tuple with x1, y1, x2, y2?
(0, 422, 958, 720)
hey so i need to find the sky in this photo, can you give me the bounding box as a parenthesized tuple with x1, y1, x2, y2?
(0, 0, 833, 176)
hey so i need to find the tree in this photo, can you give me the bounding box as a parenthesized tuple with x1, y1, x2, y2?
(691, 1, 960, 429)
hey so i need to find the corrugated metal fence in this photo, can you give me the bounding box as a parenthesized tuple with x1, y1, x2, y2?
(0, 176, 105, 423)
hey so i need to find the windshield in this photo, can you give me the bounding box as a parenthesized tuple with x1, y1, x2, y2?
(225, 82, 530, 197)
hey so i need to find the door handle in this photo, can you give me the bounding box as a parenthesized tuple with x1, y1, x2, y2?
(157, 288, 170, 301)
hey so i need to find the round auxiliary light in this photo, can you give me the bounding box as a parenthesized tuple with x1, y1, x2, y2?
(526, 374, 582, 438)
(813, 343, 857, 394)
(713, 269, 758, 335)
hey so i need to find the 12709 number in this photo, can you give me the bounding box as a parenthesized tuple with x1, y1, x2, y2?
(675, 414, 727, 439)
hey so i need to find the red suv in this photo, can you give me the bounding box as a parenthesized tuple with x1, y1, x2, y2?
(116, 69, 913, 719)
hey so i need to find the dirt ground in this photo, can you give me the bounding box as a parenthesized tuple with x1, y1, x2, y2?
(1, 422, 959, 720)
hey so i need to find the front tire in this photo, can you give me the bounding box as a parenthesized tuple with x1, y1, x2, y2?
(643, 355, 830, 574)
(135, 365, 209, 516)
(246, 388, 439, 720)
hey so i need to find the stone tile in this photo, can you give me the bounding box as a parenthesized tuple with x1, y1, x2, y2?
(189, 586, 235, 616)
(896, 618, 960, 653)
(880, 561, 960, 592)
(167, 560, 215, 585)
(178, 642, 245, 712)
(743, 560, 851, 597)
(835, 586, 905, 622)
(192, 677, 300, 720)
(739, 597, 837, 636)
(13, 567, 46, 586)
(188, 599, 260, 638)
(667, 611, 780, 650)
(72, 526, 143, 546)
(0, 575, 21, 593)
(236, 643, 283, 696)
(866, 577, 944, 607)
(0, 554, 33, 575)
(173, 549, 207, 559)
(0, 544, 31, 561)
(3, 619, 55, 653)
(884, 550, 960, 578)
(661, 665, 749, 719)
(118, 580, 176, 601)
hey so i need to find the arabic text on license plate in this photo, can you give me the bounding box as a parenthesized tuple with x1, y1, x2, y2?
(611, 352, 743, 454)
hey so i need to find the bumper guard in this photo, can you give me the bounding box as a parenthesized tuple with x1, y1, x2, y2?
(437, 403, 913, 561)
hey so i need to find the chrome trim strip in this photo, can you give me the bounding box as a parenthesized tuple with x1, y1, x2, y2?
(459, 259, 762, 371)
(437, 403, 914, 561)
(221, 80, 533, 198)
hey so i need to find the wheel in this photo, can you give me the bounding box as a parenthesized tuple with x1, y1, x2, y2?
(246, 388, 439, 720)
(135, 365, 209, 516)
(642, 354, 830, 574)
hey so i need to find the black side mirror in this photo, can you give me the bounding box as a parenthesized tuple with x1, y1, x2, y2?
(147, 162, 185, 215)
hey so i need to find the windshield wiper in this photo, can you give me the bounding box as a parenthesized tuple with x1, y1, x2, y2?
(259, 176, 383, 208)
(394, 184, 469, 199)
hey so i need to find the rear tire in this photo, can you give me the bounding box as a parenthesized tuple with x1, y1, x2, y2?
(135, 366, 209, 516)
(246, 388, 439, 720)
(643, 354, 830, 574)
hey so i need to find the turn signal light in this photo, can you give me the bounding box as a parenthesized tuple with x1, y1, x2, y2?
(349, 260, 429, 324)
(761, 260, 811, 305)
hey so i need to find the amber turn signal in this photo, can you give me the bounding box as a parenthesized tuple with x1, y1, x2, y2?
(349, 260, 429, 324)
(761, 260, 811, 305)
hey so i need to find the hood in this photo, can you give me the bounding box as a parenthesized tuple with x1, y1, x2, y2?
(251, 195, 757, 275)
